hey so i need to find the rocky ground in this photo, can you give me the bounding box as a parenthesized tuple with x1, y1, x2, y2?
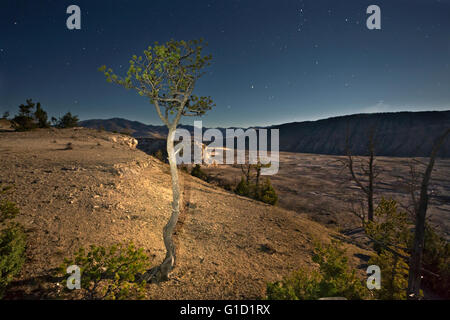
(0, 128, 370, 299)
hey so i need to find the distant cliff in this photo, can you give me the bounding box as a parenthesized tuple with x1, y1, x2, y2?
(271, 111, 450, 157)
(80, 111, 450, 157)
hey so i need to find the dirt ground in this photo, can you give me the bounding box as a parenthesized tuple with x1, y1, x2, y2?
(0, 128, 370, 299)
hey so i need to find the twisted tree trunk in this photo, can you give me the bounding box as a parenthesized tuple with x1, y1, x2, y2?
(142, 128, 181, 282)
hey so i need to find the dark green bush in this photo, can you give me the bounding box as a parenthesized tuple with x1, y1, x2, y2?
(234, 177, 251, 197)
(259, 178, 278, 205)
(191, 164, 208, 181)
(12, 99, 37, 131)
(422, 226, 450, 299)
(54, 112, 79, 128)
(12, 99, 50, 130)
(0, 224, 27, 298)
(34, 103, 50, 128)
(0, 188, 26, 299)
(266, 241, 369, 300)
(234, 176, 278, 205)
(365, 198, 448, 299)
(60, 243, 150, 300)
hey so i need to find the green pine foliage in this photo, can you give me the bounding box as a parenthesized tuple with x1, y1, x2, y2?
(364, 198, 448, 299)
(54, 112, 79, 128)
(12, 99, 38, 131)
(11, 99, 52, 130)
(234, 177, 251, 197)
(191, 164, 209, 181)
(364, 199, 412, 299)
(266, 241, 369, 300)
(0, 186, 26, 299)
(365, 198, 412, 254)
(422, 226, 450, 299)
(60, 243, 151, 300)
(0, 224, 27, 298)
(34, 103, 50, 128)
(368, 250, 409, 300)
(234, 176, 278, 205)
(259, 178, 278, 205)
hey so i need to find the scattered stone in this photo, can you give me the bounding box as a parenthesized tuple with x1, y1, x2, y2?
(259, 244, 276, 254)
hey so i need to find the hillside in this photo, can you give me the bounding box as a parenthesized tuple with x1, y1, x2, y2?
(0, 128, 370, 299)
(80, 110, 450, 158)
(78, 118, 168, 139)
(272, 111, 450, 157)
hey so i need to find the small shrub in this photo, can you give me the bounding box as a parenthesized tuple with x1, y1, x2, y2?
(153, 149, 167, 162)
(422, 226, 450, 299)
(191, 164, 208, 181)
(12, 99, 37, 131)
(365, 198, 412, 254)
(0, 200, 20, 223)
(55, 112, 79, 128)
(11, 99, 50, 130)
(368, 250, 409, 300)
(235, 177, 251, 197)
(60, 243, 151, 300)
(266, 241, 369, 300)
(0, 224, 27, 298)
(0, 188, 26, 298)
(234, 176, 278, 205)
(259, 178, 278, 205)
(34, 103, 50, 128)
(364, 199, 412, 299)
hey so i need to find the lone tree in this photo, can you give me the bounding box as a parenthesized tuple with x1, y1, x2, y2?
(99, 39, 214, 282)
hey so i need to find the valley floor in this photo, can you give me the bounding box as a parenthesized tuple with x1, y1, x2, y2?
(199, 152, 450, 239)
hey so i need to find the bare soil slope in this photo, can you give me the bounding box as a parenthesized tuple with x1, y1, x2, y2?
(0, 128, 369, 299)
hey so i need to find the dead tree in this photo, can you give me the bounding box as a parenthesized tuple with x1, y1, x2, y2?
(407, 128, 449, 299)
(240, 164, 252, 184)
(344, 127, 378, 223)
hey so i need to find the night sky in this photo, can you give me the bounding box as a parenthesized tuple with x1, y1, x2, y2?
(1, 0, 449, 127)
